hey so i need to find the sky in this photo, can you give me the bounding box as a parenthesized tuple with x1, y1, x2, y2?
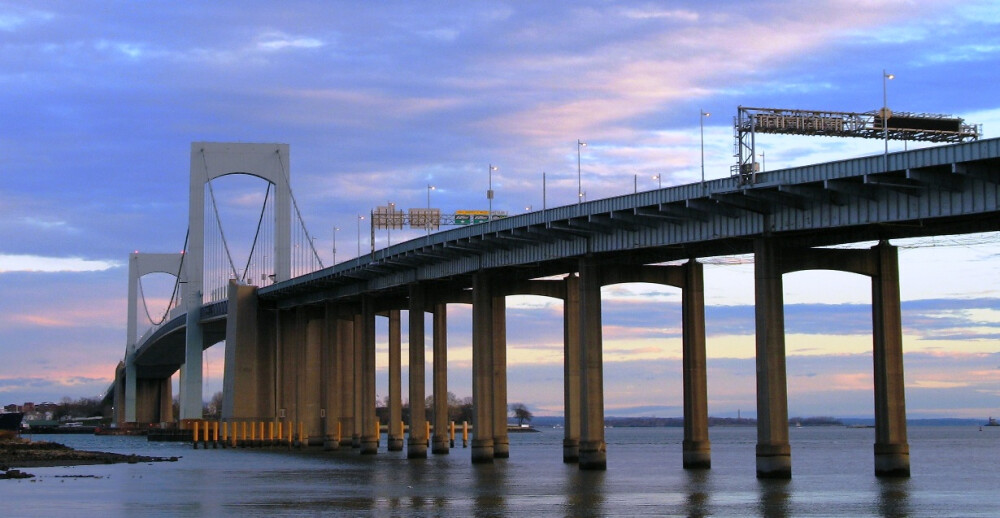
(1, 1, 998, 419)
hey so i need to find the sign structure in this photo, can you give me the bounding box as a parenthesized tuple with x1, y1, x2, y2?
(372, 205, 405, 230)
(372, 206, 508, 230)
(409, 208, 441, 230)
(455, 210, 507, 225)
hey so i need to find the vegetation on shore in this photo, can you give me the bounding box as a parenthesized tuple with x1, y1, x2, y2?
(0, 431, 178, 480)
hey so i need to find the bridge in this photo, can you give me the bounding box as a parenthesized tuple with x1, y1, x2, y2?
(111, 138, 1000, 478)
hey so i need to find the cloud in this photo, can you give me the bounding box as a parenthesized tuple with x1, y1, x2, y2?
(0, 254, 121, 273)
(255, 32, 325, 52)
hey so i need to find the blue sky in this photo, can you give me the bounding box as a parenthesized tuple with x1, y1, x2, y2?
(1, 1, 998, 418)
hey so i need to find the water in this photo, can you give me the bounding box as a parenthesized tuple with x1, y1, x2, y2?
(4, 426, 998, 516)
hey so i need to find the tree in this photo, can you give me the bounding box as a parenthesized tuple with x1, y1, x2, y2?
(510, 403, 533, 426)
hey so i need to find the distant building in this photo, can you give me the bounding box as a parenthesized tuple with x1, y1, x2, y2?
(3, 404, 18, 413)
(22, 402, 35, 413)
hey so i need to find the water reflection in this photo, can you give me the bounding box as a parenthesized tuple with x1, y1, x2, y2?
(758, 479, 791, 518)
(877, 478, 910, 517)
(564, 468, 606, 517)
(473, 462, 507, 517)
(684, 469, 711, 517)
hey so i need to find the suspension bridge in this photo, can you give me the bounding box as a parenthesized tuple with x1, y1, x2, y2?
(110, 137, 999, 478)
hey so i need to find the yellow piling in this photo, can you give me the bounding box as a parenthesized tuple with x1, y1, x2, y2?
(287, 421, 293, 448)
(278, 421, 283, 446)
(426, 421, 431, 447)
(221, 422, 228, 448)
(258, 421, 264, 447)
(462, 421, 468, 448)
(376, 420, 381, 448)
(212, 421, 219, 449)
(231, 422, 237, 448)
(241, 421, 248, 448)
(336, 421, 342, 444)
(203, 420, 210, 447)
(269, 421, 275, 447)
(192, 421, 200, 449)
(299, 421, 305, 449)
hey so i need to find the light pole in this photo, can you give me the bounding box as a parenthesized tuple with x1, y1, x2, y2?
(332, 226, 339, 265)
(700, 110, 710, 186)
(488, 164, 497, 219)
(758, 151, 765, 172)
(577, 139, 587, 204)
(882, 69, 894, 173)
(357, 214, 364, 258)
(652, 173, 661, 189)
(426, 184, 435, 235)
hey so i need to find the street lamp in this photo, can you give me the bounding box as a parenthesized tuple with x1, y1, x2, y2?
(426, 184, 435, 235)
(577, 139, 587, 204)
(882, 69, 894, 173)
(652, 173, 662, 189)
(488, 164, 497, 219)
(757, 151, 765, 172)
(700, 110, 710, 186)
(332, 226, 339, 265)
(357, 214, 364, 258)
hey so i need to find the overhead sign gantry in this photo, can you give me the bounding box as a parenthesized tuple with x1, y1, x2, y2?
(732, 106, 981, 185)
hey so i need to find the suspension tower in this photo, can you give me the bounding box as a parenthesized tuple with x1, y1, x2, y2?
(120, 252, 185, 426)
(180, 142, 292, 420)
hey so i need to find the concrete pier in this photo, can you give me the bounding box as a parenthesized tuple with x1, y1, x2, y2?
(431, 302, 450, 455)
(562, 273, 581, 463)
(491, 288, 509, 459)
(339, 314, 355, 447)
(872, 242, 910, 477)
(359, 296, 378, 454)
(322, 302, 340, 450)
(471, 272, 495, 463)
(387, 310, 404, 452)
(407, 284, 428, 458)
(578, 258, 607, 470)
(754, 239, 791, 479)
(682, 261, 711, 469)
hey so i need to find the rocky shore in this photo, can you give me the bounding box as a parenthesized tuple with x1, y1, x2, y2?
(1, 437, 178, 479)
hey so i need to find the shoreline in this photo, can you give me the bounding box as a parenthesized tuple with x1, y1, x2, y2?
(1, 437, 178, 479)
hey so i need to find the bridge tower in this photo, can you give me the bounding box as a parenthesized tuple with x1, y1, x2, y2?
(122, 252, 185, 426)
(180, 142, 291, 420)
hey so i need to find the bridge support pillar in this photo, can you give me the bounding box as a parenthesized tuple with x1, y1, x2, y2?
(563, 273, 581, 463)
(277, 309, 300, 442)
(873, 242, 910, 477)
(682, 260, 711, 469)
(359, 296, 379, 454)
(492, 287, 509, 459)
(407, 284, 428, 458)
(124, 356, 138, 424)
(754, 238, 792, 478)
(431, 301, 450, 455)
(387, 310, 404, 451)
(302, 308, 324, 446)
(113, 362, 126, 426)
(352, 313, 363, 448)
(339, 313, 356, 447)
(578, 258, 607, 470)
(322, 303, 341, 450)
(222, 281, 275, 423)
(179, 308, 205, 420)
(471, 272, 495, 463)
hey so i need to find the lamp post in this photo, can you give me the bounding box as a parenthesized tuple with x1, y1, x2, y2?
(652, 173, 662, 189)
(332, 226, 339, 265)
(700, 110, 710, 186)
(577, 139, 587, 204)
(356, 214, 364, 258)
(488, 164, 497, 219)
(426, 184, 435, 235)
(758, 151, 765, 172)
(882, 69, 894, 173)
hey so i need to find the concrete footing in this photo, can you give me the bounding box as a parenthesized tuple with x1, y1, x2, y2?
(360, 437, 378, 454)
(431, 436, 449, 454)
(756, 443, 791, 479)
(493, 438, 509, 459)
(579, 440, 606, 470)
(563, 438, 579, 463)
(407, 439, 428, 459)
(874, 443, 910, 477)
(388, 437, 404, 451)
(683, 439, 712, 469)
(471, 439, 494, 463)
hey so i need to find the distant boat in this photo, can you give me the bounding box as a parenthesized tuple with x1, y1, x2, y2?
(986, 417, 999, 427)
(0, 412, 24, 432)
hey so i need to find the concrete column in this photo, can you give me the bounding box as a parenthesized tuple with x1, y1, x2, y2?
(682, 260, 711, 469)
(388, 310, 404, 451)
(338, 315, 355, 447)
(124, 357, 137, 423)
(431, 302, 450, 454)
(179, 310, 204, 420)
(322, 303, 341, 450)
(471, 272, 495, 463)
(302, 307, 323, 446)
(158, 377, 173, 424)
(578, 258, 606, 470)
(113, 362, 126, 426)
(360, 296, 378, 454)
(872, 242, 910, 477)
(222, 281, 274, 421)
(352, 312, 363, 448)
(563, 273, 581, 463)
(754, 238, 791, 478)
(279, 309, 299, 434)
(492, 285, 510, 459)
(408, 284, 428, 458)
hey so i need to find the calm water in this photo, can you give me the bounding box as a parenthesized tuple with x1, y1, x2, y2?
(4, 426, 998, 516)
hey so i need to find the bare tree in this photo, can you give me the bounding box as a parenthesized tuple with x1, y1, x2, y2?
(510, 403, 533, 426)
